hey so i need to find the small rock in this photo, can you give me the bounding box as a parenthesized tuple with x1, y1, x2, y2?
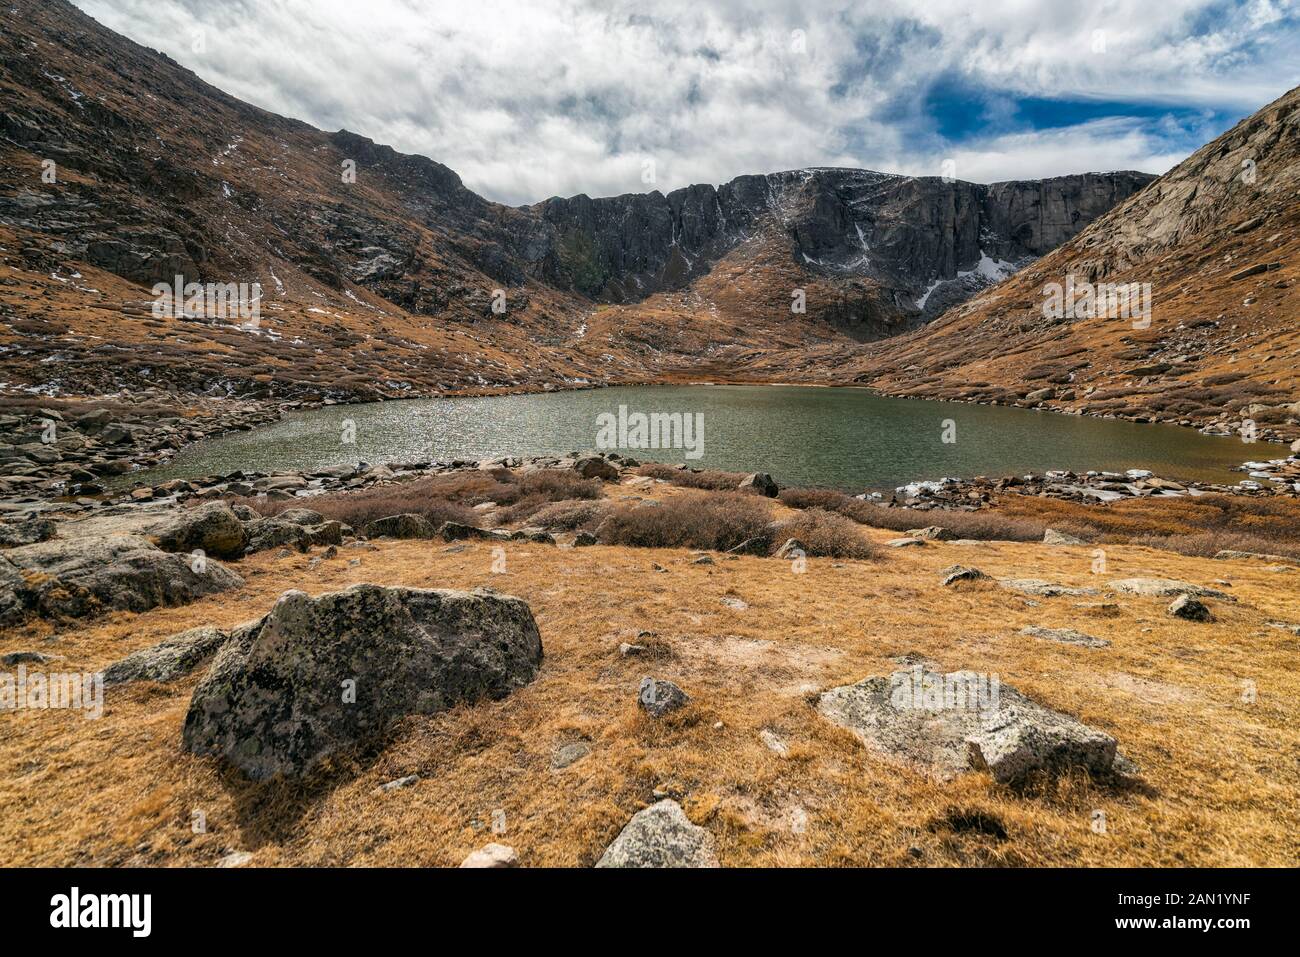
(459, 843, 518, 868)
(1, 650, 55, 666)
(619, 642, 646, 656)
(595, 799, 718, 868)
(940, 565, 986, 586)
(374, 774, 420, 793)
(638, 676, 689, 718)
(217, 851, 253, 868)
(1169, 594, 1211, 622)
(552, 742, 590, 769)
(1043, 528, 1087, 546)
(759, 729, 789, 756)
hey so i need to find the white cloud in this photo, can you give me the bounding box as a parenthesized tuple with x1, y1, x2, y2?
(74, 0, 1300, 203)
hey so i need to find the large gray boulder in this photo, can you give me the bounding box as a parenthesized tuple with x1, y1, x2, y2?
(103, 626, 231, 686)
(244, 517, 345, 553)
(365, 513, 436, 539)
(150, 502, 246, 560)
(595, 800, 719, 868)
(182, 584, 543, 779)
(817, 668, 1120, 785)
(1, 535, 243, 623)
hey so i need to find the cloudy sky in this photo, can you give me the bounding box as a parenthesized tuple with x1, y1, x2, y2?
(76, 0, 1300, 205)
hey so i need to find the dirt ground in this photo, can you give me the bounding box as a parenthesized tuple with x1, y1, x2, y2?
(3, 488, 1298, 868)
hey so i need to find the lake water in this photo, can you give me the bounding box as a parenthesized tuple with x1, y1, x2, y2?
(137, 384, 1255, 491)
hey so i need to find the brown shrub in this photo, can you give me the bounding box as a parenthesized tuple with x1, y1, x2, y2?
(779, 487, 1051, 541)
(635, 463, 749, 491)
(1129, 531, 1300, 561)
(525, 499, 611, 531)
(595, 492, 772, 551)
(770, 508, 877, 559)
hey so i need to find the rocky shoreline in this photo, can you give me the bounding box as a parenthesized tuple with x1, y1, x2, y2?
(4, 382, 1298, 522)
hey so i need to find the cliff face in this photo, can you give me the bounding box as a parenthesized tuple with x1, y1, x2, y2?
(533, 170, 1153, 321)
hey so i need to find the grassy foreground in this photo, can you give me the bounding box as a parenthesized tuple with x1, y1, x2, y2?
(2, 484, 1299, 867)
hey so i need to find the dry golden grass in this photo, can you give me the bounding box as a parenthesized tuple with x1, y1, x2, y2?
(3, 496, 1298, 868)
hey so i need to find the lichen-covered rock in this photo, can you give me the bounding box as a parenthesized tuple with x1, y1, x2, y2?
(150, 502, 247, 560)
(907, 526, 955, 541)
(102, 626, 231, 686)
(0, 517, 56, 548)
(244, 517, 345, 553)
(1, 535, 242, 623)
(365, 513, 436, 539)
(595, 799, 718, 868)
(1043, 528, 1087, 546)
(638, 676, 689, 717)
(182, 584, 543, 779)
(1168, 594, 1212, 621)
(817, 668, 1120, 784)
(437, 521, 493, 542)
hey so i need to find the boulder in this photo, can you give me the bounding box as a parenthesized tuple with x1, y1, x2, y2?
(1043, 528, 1087, 546)
(1168, 594, 1212, 622)
(366, 513, 436, 539)
(276, 507, 326, 526)
(150, 502, 247, 559)
(1, 535, 243, 623)
(182, 584, 543, 779)
(572, 456, 619, 481)
(738, 472, 779, 497)
(817, 669, 1120, 784)
(907, 526, 956, 541)
(637, 677, 689, 718)
(437, 521, 493, 542)
(102, 626, 231, 686)
(595, 800, 719, 868)
(1214, 549, 1291, 563)
(1109, 578, 1232, 600)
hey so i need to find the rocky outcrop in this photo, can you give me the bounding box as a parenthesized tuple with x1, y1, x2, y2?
(182, 584, 543, 779)
(1, 535, 243, 624)
(595, 799, 719, 868)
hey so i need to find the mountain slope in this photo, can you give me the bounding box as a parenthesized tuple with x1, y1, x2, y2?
(0, 0, 1145, 401)
(845, 85, 1300, 444)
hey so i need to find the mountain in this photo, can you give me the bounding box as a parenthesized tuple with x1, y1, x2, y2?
(841, 85, 1300, 444)
(0, 0, 1146, 402)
